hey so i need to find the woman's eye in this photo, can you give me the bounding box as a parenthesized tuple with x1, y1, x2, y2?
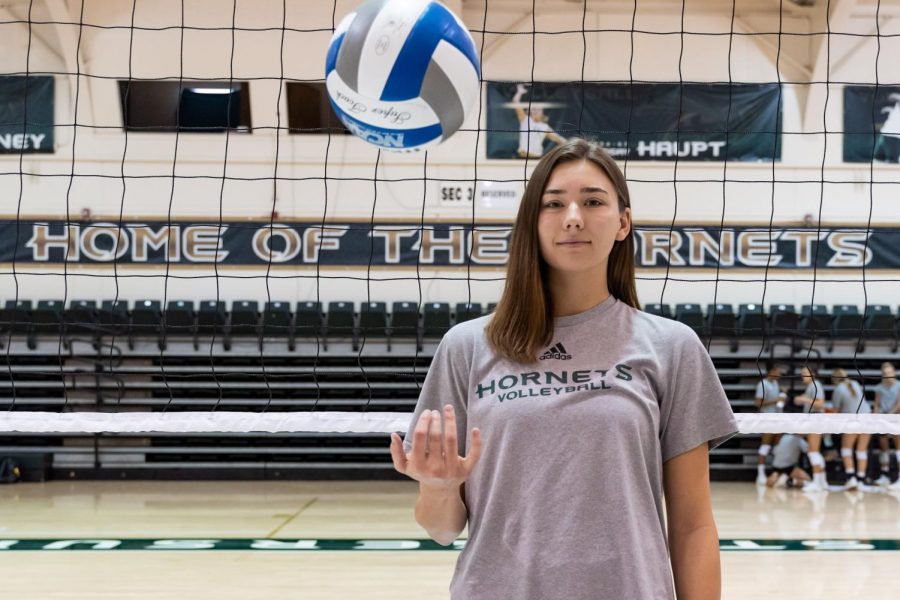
(586, 198, 603, 206)
(543, 201, 562, 208)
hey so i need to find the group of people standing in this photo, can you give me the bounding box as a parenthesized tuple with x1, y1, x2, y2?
(755, 362, 900, 492)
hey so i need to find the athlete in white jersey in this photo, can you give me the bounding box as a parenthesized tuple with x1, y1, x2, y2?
(873, 362, 900, 489)
(755, 364, 787, 485)
(512, 84, 566, 158)
(831, 368, 874, 491)
(795, 366, 828, 492)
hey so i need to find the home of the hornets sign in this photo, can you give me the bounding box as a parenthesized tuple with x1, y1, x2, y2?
(0, 220, 890, 269)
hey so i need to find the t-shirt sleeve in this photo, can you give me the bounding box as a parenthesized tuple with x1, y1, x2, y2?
(402, 328, 471, 457)
(755, 381, 764, 400)
(659, 327, 739, 463)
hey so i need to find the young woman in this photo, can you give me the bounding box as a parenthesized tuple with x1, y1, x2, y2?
(765, 433, 812, 489)
(390, 139, 738, 600)
(831, 368, 873, 491)
(755, 364, 786, 485)
(793, 366, 828, 492)
(873, 362, 900, 488)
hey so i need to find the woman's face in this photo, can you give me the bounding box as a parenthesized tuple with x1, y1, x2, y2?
(883, 365, 896, 380)
(801, 368, 812, 384)
(537, 160, 631, 279)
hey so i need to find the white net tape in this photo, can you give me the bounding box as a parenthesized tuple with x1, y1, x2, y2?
(2, 411, 899, 435)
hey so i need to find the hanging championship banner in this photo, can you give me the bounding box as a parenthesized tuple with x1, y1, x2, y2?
(0, 220, 890, 270)
(0, 76, 54, 154)
(843, 85, 900, 163)
(486, 82, 782, 161)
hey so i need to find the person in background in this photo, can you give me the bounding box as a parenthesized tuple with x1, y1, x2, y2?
(831, 368, 875, 491)
(794, 366, 828, 492)
(755, 364, 787, 486)
(873, 362, 900, 490)
(766, 433, 812, 489)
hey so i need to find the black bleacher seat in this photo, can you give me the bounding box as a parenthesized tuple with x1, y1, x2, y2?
(197, 300, 226, 335)
(864, 305, 896, 341)
(164, 300, 195, 336)
(0, 300, 32, 337)
(32, 300, 64, 335)
(131, 300, 162, 337)
(423, 302, 451, 337)
(326, 301, 355, 338)
(737, 303, 766, 337)
(707, 303, 736, 339)
(64, 300, 98, 337)
(487, 302, 497, 314)
(644, 303, 673, 319)
(391, 302, 419, 338)
(229, 301, 260, 337)
(800, 304, 831, 338)
(99, 300, 129, 336)
(262, 301, 293, 337)
(359, 301, 388, 337)
(455, 302, 483, 324)
(295, 301, 323, 338)
(832, 304, 863, 339)
(674, 303, 705, 336)
(769, 303, 799, 337)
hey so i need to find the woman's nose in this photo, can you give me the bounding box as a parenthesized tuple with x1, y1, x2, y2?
(563, 204, 583, 229)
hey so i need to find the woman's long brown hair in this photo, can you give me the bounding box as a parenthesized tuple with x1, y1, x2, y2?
(485, 139, 639, 363)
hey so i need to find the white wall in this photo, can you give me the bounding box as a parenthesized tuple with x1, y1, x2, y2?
(1, 0, 899, 310)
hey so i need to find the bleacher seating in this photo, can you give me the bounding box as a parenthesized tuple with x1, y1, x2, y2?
(3, 298, 898, 481)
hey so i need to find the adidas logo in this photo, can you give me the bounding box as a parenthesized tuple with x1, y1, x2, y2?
(539, 342, 572, 361)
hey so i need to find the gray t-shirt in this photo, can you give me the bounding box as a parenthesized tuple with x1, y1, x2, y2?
(802, 380, 826, 413)
(404, 296, 738, 600)
(874, 381, 900, 413)
(755, 379, 782, 413)
(772, 434, 808, 469)
(832, 379, 871, 414)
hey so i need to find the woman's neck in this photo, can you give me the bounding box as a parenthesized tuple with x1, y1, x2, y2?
(547, 267, 610, 317)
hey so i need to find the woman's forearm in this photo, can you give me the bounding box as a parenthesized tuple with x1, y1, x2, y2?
(414, 482, 467, 546)
(670, 523, 721, 600)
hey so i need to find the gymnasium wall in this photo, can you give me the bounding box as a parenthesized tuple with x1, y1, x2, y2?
(1, 0, 899, 310)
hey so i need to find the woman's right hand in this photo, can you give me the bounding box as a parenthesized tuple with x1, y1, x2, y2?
(389, 404, 482, 491)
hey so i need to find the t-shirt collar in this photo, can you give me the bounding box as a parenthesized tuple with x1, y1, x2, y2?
(553, 294, 618, 328)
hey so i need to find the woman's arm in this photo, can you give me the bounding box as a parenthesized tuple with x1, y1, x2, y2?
(664, 442, 721, 600)
(415, 481, 467, 546)
(390, 405, 482, 546)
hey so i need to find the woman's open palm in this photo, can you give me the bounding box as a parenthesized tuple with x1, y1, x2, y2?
(389, 404, 482, 490)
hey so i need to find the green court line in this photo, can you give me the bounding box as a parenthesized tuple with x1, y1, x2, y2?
(1, 539, 899, 551)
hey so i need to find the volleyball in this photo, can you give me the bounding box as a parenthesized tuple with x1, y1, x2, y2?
(325, 0, 481, 151)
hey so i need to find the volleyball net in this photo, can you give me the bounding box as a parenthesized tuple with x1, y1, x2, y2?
(2, 0, 900, 467)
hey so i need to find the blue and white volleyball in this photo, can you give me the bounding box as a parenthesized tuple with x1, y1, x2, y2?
(325, 0, 481, 151)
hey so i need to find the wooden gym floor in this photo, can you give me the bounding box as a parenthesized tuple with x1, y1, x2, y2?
(1, 481, 899, 599)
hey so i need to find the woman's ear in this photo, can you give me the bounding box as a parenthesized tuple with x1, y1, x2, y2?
(616, 206, 632, 241)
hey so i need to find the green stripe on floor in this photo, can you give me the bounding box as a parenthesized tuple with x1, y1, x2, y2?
(1, 539, 899, 551)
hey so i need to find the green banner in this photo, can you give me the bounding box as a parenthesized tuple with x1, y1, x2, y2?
(843, 85, 900, 163)
(487, 82, 782, 161)
(0, 76, 54, 154)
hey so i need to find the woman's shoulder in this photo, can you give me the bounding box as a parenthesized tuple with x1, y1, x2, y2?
(626, 303, 703, 344)
(439, 313, 492, 349)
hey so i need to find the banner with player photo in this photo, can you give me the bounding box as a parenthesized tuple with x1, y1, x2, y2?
(0, 76, 54, 154)
(843, 85, 900, 163)
(486, 82, 782, 162)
